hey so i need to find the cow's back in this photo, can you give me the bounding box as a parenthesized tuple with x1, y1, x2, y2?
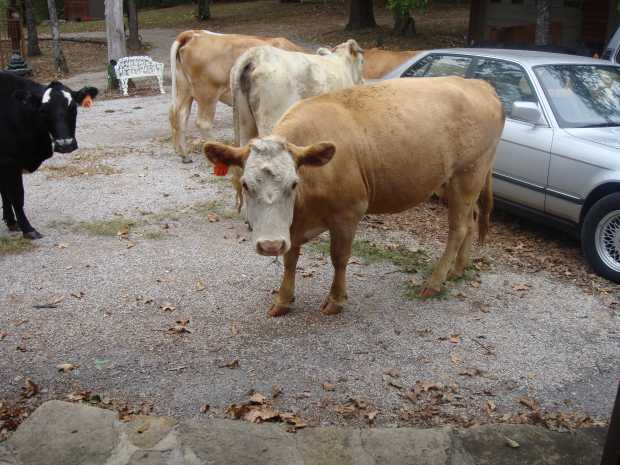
(362, 49, 421, 79)
(273, 77, 504, 214)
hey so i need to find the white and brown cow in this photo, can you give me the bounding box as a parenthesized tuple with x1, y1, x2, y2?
(204, 77, 504, 317)
(169, 30, 304, 163)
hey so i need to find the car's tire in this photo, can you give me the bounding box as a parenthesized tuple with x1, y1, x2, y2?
(581, 193, 620, 283)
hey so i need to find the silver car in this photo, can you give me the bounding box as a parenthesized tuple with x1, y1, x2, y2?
(382, 49, 620, 283)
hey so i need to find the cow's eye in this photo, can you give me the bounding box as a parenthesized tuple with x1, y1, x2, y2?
(291, 181, 298, 190)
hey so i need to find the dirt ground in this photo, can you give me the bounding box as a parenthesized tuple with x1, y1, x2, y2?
(1, 3, 618, 438)
(0, 88, 618, 438)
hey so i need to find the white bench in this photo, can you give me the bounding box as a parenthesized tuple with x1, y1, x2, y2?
(114, 56, 165, 96)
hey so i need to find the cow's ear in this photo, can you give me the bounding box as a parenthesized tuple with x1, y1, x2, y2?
(288, 142, 336, 168)
(12, 90, 41, 109)
(347, 39, 364, 57)
(72, 86, 99, 107)
(204, 142, 250, 167)
(316, 47, 332, 56)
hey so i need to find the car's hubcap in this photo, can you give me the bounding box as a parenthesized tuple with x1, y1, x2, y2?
(595, 210, 620, 273)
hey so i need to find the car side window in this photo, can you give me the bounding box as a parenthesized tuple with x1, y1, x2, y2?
(401, 55, 473, 78)
(472, 59, 538, 119)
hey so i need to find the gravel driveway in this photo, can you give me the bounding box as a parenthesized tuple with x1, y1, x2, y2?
(0, 90, 618, 430)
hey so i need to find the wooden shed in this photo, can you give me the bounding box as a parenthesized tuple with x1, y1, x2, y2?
(64, 0, 105, 21)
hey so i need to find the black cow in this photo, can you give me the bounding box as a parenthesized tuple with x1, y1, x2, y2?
(0, 72, 97, 239)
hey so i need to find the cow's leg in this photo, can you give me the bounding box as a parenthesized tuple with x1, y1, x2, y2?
(169, 81, 193, 163)
(1, 181, 19, 231)
(194, 88, 219, 143)
(230, 167, 244, 213)
(421, 176, 479, 297)
(268, 245, 301, 317)
(321, 222, 357, 315)
(4, 171, 41, 239)
(448, 205, 476, 280)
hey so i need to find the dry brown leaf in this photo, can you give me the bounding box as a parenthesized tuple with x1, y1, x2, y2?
(70, 291, 84, 299)
(207, 212, 219, 223)
(485, 400, 496, 413)
(518, 396, 540, 411)
(195, 281, 206, 291)
(335, 404, 357, 416)
(449, 334, 461, 344)
(218, 359, 239, 369)
(200, 404, 210, 413)
(0, 331, 6, 340)
(383, 368, 400, 378)
(527, 372, 537, 380)
(230, 322, 240, 336)
(56, 363, 79, 373)
(271, 385, 282, 399)
(504, 436, 520, 448)
(168, 319, 191, 334)
(512, 283, 530, 292)
(365, 410, 379, 423)
(249, 392, 267, 404)
(117, 225, 130, 236)
(322, 382, 336, 391)
(22, 379, 39, 398)
(451, 354, 463, 365)
(160, 303, 176, 312)
(48, 296, 65, 306)
(458, 367, 483, 377)
(244, 406, 279, 423)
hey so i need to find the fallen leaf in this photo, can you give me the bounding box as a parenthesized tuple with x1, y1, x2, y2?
(55, 243, 68, 249)
(230, 322, 240, 336)
(70, 291, 84, 299)
(160, 303, 176, 312)
(48, 296, 65, 305)
(383, 375, 404, 389)
(458, 367, 483, 377)
(0, 331, 6, 340)
(56, 363, 79, 373)
(335, 404, 357, 416)
(218, 359, 239, 369)
(504, 436, 520, 448)
(365, 410, 379, 423)
(271, 385, 282, 399)
(244, 406, 279, 423)
(527, 373, 536, 380)
(485, 400, 496, 413)
(512, 283, 530, 292)
(195, 281, 206, 291)
(12, 320, 28, 326)
(518, 396, 540, 411)
(200, 404, 210, 413)
(249, 393, 267, 404)
(94, 359, 113, 370)
(322, 382, 336, 391)
(117, 225, 130, 236)
(207, 212, 219, 223)
(451, 354, 463, 365)
(22, 379, 38, 398)
(169, 325, 191, 334)
(383, 368, 400, 378)
(449, 334, 461, 344)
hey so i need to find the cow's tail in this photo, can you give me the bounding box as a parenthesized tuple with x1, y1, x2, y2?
(477, 168, 493, 245)
(170, 31, 194, 111)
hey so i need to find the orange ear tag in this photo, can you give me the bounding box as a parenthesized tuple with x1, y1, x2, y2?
(81, 95, 93, 108)
(214, 163, 229, 176)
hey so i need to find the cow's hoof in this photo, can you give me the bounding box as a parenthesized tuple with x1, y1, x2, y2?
(6, 223, 19, 232)
(267, 303, 291, 317)
(320, 300, 343, 315)
(419, 286, 440, 298)
(23, 230, 43, 240)
(181, 157, 193, 164)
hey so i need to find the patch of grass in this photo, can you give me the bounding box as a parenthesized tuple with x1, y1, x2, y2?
(0, 237, 36, 255)
(403, 282, 449, 301)
(76, 217, 136, 236)
(141, 230, 168, 241)
(43, 162, 119, 179)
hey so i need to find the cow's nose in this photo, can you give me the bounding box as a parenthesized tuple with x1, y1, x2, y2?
(54, 138, 78, 153)
(257, 240, 285, 256)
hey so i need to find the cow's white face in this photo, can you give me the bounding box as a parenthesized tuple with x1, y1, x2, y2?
(204, 137, 336, 256)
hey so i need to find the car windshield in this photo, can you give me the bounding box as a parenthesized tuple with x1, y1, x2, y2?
(534, 64, 620, 128)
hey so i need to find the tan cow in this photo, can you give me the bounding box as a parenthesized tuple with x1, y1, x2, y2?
(362, 48, 422, 79)
(204, 77, 504, 317)
(169, 30, 304, 163)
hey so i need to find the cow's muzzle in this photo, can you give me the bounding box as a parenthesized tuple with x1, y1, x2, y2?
(54, 138, 78, 153)
(256, 239, 286, 256)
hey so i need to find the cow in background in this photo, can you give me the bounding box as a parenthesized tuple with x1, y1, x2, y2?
(0, 73, 97, 239)
(169, 30, 304, 163)
(229, 39, 365, 210)
(362, 48, 421, 79)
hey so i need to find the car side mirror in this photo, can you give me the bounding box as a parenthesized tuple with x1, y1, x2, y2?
(512, 101, 543, 125)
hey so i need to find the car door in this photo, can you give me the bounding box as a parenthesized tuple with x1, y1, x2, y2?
(471, 58, 553, 211)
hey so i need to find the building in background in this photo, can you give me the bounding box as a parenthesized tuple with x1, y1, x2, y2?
(469, 0, 620, 54)
(64, 0, 105, 21)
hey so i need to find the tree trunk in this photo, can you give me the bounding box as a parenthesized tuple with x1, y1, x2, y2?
(24, 0, 41, 57)
(198, 0, 211, 20)
(535, 0, 551, 46)
(46, 0, 69, 74)
(345, 0, 376, 30)
(392, 9, 416, 36)
(105, 0, 126, 62)
(126, 0, 141, 50)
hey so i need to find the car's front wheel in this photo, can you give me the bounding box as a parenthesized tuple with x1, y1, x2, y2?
(582, 193, 620, 283)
